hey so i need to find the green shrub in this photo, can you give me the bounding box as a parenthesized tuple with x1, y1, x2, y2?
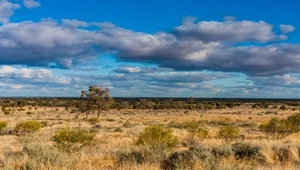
(87, 118, 99, 125)
(52, 126, 96, 152)
(136, 125, 178, 151)
(187, 126, 209, 140)
(287, 113, 300, 128)
(259, 117, 298, 139)
(0, 121, 7, 131)
(114, 127, 123, 132)
(167, 120, 204, 129)
(4, 111, 10, 115)
(218, 125, 240, 142)
(15, 120, 42, 134)
(26, 112, 33, 115)
(231, 142, 261, 160)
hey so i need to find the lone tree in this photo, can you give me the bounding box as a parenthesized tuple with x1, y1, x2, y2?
(79, 86, 114, 119)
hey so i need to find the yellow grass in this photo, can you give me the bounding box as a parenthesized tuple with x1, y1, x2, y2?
(1, 105, 300, 169)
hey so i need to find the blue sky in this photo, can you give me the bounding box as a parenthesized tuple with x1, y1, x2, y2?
(1, 0, 300, 98)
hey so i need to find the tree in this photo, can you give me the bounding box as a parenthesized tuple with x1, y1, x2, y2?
(79, 86, 114, 119)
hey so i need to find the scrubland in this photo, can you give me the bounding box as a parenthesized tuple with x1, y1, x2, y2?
(1, 102, 300, 170)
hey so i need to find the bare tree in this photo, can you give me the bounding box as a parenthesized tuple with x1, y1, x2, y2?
(80, 86, 114, 119)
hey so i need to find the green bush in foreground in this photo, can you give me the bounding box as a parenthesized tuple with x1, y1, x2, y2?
(259, 117, 298, 139)
(136, 125, 178, 151)
(15, 120, 42, 134)
(218, 125, 240, 142)
(0, 121, 7, 131)
(52, 126, 96, 153)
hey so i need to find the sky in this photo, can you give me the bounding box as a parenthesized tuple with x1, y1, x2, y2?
(1, 0, 300, 98)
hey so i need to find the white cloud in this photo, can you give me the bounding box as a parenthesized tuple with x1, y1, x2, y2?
(23, 0, 41, 9)
(62, 19, 89, 28)
(280, 24, 295, 34)
(0, 65, 72, 84)
(173, 17, 281, 43)
(0, 18, 299, 77)
(0, 0, 20, 24)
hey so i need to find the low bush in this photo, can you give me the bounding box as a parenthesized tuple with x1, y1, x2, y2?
(52, 126, 96, 153)
(287, 113, 300, 128)
(231, 142, 261, 160)
(123, 121, 135, 128)
(212, 145, 233, 158)
(87, 118, 99, 125)
(136, 125, 178, 152)
(15, 121, 42, 134)
(161, 145, 215, 170)
(116, 150, 145, 165)
(26, 112, 33, 115)
(259, 117, 298, 139)
(218, 125, 240, 142)
(0, 121, 7, 132)
(160, 150, 195, 170)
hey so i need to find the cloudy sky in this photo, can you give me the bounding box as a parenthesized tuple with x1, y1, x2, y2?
(1, 0, 300, 98)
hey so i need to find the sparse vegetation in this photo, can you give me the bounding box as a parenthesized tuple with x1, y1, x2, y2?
(15, 120, 42, 134)
(218, 125, 240, 142)
(259, 117, 299, 139)
(136, 125, 178, 152)
(52, 126, 96, 153)
(1, 97, 300, 169)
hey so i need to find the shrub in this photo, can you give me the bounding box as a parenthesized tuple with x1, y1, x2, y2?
(287, 113, 300, 128)
(19, 143, 77, 169)
(26, 112, 33, 115)
(15, 121, 42, 134)
(212, 145, 233, 158)
(41, 121, 49, 127)
(52, 126, 96, 153)
(123, 121, 135, 128)
(161, 145, 215, 170)
(167, 120, 204, 129)
(160, 150, 195, 170)
(136, 125, 178, 151)
(185, 125, 209, 146)
(4, 111, 10, 115)
(187, 126, 209, 140)
(231, 142, 261, 160)
(259, 117, 298, 139)
(218, 125, 240, 142)
(87, 118, 99, 125)
(280, 105, 287, 110)
(114, 127, 123, 132)
(116, 150, 145, 165)
(0, 121, 7, 131)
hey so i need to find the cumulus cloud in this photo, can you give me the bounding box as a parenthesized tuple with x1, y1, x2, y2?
(0, 0, 20, 24)
(0, 65, 72, 84)
(280, 24, 295, 34)
(0, 17, 299, 77)
(173, 17, 281, 43)
(23, 0, 41, 9)
(249, 74, 300, 87)
(62, 19, 89, 28)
